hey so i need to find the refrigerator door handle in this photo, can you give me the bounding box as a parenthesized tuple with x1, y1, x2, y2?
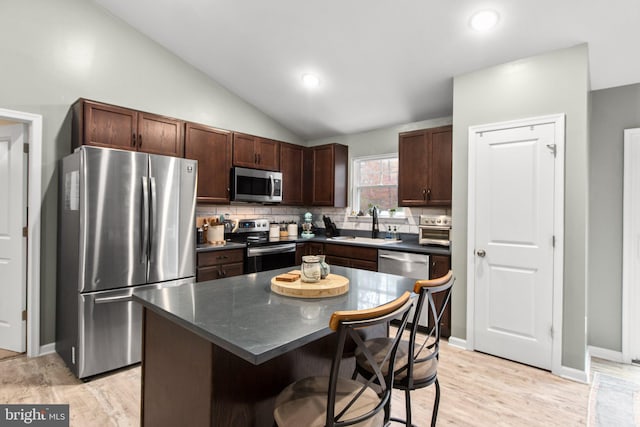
(141, 177, 149, 264)
(93, 295, 133, 304)
(149, 176, 158, 263)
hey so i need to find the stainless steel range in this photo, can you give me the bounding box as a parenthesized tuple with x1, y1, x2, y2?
(226, 218, 297, 273)
(418, 214, 452, 246)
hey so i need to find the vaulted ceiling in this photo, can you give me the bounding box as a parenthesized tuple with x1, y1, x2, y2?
(93, 0, 640, 140)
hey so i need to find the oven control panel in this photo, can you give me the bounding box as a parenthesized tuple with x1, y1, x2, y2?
(419, 215, 452, 227)
(237, 218, 270, 233)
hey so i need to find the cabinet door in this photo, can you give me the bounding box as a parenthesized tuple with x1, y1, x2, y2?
(138, 112, 184, 157)
(311, 145, 335, 206)
(185, 123, 232, 204)
(219, 262, 244, 279)
(427, 126, 452, 206)
(280, 143, 304, 205)
(398, 130, 429, 206)
(306, 243, 324, 256)
(256, 138, 280, 171)
(83, 100, 137, 151)
(429, 254, 451, 338)
(232, 132, 258, 168)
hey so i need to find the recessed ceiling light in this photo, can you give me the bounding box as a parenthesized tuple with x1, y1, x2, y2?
(470, 10, 499, 32)
(301, 73, 320, 89)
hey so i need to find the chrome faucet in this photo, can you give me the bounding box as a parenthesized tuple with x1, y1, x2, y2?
(371, 206, 379, 238)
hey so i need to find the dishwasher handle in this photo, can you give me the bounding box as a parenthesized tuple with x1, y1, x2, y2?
(378, 253, 429, 264)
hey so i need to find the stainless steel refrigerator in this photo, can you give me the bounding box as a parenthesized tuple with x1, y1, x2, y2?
(56, 146, 197, 378)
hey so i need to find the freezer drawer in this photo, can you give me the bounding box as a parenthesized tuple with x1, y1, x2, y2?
(77, 279, 193, 378)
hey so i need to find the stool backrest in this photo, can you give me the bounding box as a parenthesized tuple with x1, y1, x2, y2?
(326, 291, 414, 426)
(405, 271, 455, 387)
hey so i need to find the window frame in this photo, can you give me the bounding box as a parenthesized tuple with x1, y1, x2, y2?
(351, 153, 402, 217)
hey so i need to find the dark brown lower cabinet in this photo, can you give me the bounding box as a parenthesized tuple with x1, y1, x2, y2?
(324, 244, 377, 271)
(295, 242, 324, 265)
(429, 254, 451, 338)
(196, 249, 244, 282)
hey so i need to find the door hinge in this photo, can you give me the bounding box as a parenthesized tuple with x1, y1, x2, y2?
(22, 310, 27, 321)
(23, 143, 29, 154)
(22, 227, 28, 237)
(546, 144, 557, 157)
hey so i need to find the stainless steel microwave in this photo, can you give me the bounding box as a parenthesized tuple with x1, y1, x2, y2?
(231, 167, 283, 203)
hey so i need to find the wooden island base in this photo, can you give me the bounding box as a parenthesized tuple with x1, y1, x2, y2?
(140, 308, 384, 427)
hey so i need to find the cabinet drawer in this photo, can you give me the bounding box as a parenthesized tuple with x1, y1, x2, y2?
(197, 262, 244, 282)
(324, 244, 377, 262)
(197, 249, 244, 267)
(326, 256, 377, 272)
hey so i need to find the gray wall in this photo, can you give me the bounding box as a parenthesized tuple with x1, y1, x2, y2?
(0, 0, 301, 345)
(588, 83, 640, 351)
(451, 44, 590, 370)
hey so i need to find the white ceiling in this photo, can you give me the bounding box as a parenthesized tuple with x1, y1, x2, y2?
(93, 0, 640, 140)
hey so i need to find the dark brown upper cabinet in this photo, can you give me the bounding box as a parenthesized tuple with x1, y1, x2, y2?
(279, 142, 305, 205)
(232, 132, 280, 171)
(184, 122, 232, 204)
(398, 125, 452, 207)
(72, 99, 184, 157)
(308, 143, 348, 207)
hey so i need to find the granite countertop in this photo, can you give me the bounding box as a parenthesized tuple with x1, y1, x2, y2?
(197, 234, 450, 256)
(132, 266, 415, 365)
(196, 241, 246, 252)
(308, 234, 451, 256)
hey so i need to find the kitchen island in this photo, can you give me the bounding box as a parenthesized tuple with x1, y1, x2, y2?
(133, 266, 416, 427)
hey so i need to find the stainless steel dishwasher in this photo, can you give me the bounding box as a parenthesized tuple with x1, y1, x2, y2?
(378, 249, 430, 326)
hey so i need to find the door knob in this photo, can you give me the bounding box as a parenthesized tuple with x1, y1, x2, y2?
(476, 249, 486, 257)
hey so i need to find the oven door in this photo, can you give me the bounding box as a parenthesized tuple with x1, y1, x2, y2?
(245, 243, 296, 273)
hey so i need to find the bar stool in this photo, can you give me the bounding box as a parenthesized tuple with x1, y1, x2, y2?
(354, 271, 454, 426)
(273, 291, 415, 427)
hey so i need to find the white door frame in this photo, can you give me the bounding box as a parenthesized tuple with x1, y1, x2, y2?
(466, 113, 565, 376)
(622, 128, 640, 364)
(0, 108, 42, 358)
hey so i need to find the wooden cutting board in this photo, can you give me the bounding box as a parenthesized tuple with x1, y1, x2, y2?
(270, 270, 349, 298)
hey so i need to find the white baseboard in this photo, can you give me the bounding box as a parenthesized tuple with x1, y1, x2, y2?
(588, 345, 624, 363)
(38, 342, 56, 356)
(557, 364, 589, 384)
(447, 336, 467, 350)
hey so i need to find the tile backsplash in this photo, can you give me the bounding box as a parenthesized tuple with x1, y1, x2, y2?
(196, 204, 450, 235)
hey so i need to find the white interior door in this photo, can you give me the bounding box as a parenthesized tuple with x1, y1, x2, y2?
(623, 128, 640, 363)
(472, 122, 556, 370)
(0, 124, 26, 352)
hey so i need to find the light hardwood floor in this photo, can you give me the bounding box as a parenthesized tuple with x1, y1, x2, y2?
(0, 341, 596, 427)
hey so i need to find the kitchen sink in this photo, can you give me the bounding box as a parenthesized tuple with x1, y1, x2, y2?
(329, 236, 402, 245)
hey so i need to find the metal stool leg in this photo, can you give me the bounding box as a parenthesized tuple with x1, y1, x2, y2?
(405, 389, 412, 426)
(430, 379, 440, 427)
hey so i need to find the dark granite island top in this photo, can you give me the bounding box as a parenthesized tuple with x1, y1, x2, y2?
(133, 266, 416, 427)
(133, 266, 416, 365)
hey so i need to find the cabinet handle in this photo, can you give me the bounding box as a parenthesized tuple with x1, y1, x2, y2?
(139, 134, 142, 147)
(254, 153, 258, 163)
(422, 188, 427, 200)
(258, 154, 261, 164)
(132, 133, 136, 147)
(427, 188, 431, 200)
